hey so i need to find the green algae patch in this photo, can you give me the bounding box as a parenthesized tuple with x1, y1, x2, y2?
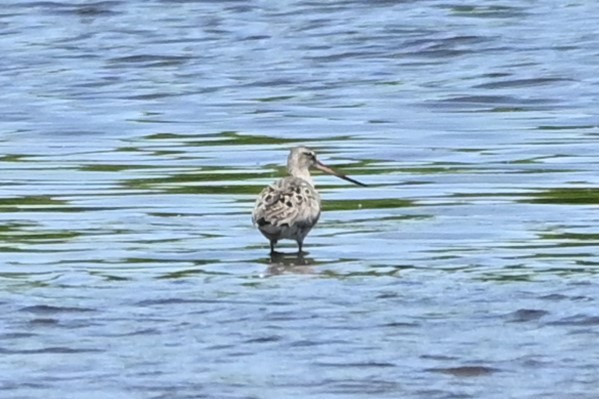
(527, 188, 599, 205)
(324, 198, 413, 212)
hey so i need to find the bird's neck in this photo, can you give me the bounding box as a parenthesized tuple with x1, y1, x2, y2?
(289, 168, 313, 186)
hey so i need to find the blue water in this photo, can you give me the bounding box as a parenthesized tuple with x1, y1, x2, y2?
(1, 1, 599, 398)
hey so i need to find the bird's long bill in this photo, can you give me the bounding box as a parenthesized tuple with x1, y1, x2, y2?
(315, 161, 367, 187)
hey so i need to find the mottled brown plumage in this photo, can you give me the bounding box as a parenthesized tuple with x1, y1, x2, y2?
(252, 146, 366, 253)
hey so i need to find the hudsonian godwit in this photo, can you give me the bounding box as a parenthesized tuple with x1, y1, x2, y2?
(252, 146, 366, 254)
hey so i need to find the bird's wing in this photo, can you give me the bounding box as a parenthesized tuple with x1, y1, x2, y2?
(252, 179, 320, 228)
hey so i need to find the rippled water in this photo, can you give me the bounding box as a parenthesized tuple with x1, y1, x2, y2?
(2, 1, 599, 398)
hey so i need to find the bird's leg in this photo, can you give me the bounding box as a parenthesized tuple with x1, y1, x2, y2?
(297, 240, 303, 254)
(270, 240, 277, 254)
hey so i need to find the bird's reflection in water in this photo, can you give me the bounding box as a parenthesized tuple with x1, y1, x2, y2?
(265, 251, 316, 275)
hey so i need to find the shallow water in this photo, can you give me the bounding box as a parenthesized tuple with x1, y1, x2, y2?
(1, 1, 599, 398)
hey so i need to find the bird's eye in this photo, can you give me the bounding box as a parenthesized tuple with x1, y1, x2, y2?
(303, 151, 315, 158)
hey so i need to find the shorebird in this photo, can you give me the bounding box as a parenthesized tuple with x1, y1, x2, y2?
(252, 146, 366, 254)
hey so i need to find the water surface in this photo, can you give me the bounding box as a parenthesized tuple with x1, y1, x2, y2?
(1, 1, 599, 398)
